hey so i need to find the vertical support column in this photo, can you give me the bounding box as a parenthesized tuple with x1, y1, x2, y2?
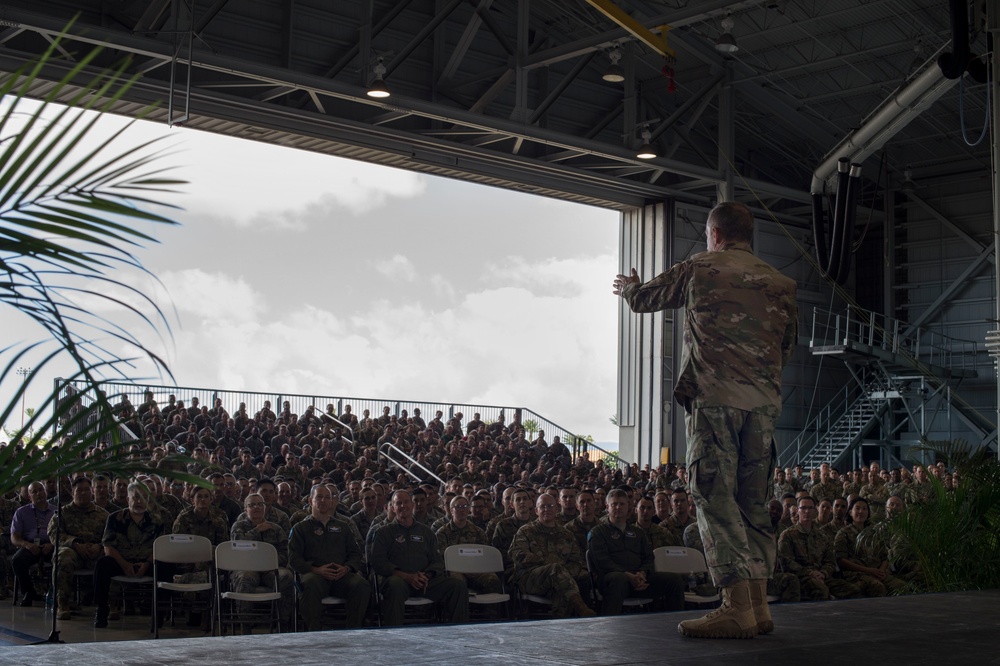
(716, 61, 735, 203)
(359, 0, 373, 86)
(167, 0, 193, 126)
(512, 0, 530, 122)
(991, 2, 1000, 459)
(622, 41, 636, 151)
(617, 202, 671, 467)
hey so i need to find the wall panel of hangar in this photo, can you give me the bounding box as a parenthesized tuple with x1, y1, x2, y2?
(0, 0, 995, 465)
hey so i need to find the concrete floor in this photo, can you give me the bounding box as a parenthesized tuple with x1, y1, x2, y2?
(0, 590, 996, 665)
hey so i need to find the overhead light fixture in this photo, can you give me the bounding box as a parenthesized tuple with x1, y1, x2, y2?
(636, 127, 656, 159)
(901, 169, 917, 192)
(367, 56, 390, 98)
(602, 48, 625, 83)
(715, 15, 739, 54)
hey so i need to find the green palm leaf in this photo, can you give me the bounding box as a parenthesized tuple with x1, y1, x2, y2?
(0, 25, 207, 493)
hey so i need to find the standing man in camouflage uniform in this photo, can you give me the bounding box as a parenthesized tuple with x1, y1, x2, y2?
(508, 493, 595, 618)
(615, 201, 797, 638)
(49, 476, 108, 620)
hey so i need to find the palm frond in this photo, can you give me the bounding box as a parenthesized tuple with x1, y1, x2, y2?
(0, 26, 201, 493)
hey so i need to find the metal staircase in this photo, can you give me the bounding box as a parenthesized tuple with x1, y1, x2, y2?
(781, 306, 989, 468)
(783, 382, 889, 469)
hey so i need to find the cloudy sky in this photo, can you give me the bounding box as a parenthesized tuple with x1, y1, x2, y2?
(2, 103, 622, 445)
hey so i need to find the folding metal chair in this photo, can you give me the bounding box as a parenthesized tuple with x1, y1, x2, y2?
(152, 534, 215, 637)
(443, 544, 511, 620)
(216, 541, 283, 635)
(653, 546, 721, 608)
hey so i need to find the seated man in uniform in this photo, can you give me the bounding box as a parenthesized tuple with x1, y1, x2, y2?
(288, 485, 369, 630)
(370, 489, 468, 626)
(230, 492, 296, 629)
(50, 476, 108, 620)
(435, 495, 500, 594)
(509, 493, 595, 618)
(777, 496, 860, 601)
(588, 489, 684, 614)
(93, 481, 169, 627)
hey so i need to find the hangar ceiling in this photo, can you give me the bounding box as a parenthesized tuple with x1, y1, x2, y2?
(0, 0, 991, 212)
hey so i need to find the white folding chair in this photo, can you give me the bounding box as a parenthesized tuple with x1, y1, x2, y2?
(444, 544, 511, 619)
(216, 541, 283, 635)
(653, 546, 721, 608)
(152, 534, 215, 638)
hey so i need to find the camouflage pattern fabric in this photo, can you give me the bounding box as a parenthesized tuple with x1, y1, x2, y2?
(509, 521, 589, 617)
(777, 524, 860, 600)
(49, 502, 108, 602)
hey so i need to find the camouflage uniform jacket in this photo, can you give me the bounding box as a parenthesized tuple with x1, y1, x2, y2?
(50, 502, 108, 550)
(172, 507, 229, 546)
(230, 514, 289, 567)
(809, 480, 841, 502)
(564, 516, 600, 555)
(909, 482, 935, 506)
(508, 521, 585, 584)
(834, 523, 886, 569)
(644, 521, 682, 550)
(884, 481, 907, 498)
(102, 509, 167, 563)
(772, 481, 794, 499)
(777, 524, 837, 579)
(154, 493, 187, 525)
(232, 506, 291, 536)
(435, 521, 489, 554)
(621, 240, 797, 415)
(860, 482, 889, 505)
(662, 514, 695, 545)
(490, 516, 532, 573)
(818, 519, 846, 542)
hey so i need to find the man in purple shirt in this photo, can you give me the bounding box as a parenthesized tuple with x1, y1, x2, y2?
(10, 482, 56, 606)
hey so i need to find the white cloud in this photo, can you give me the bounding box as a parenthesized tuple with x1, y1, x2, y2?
(159, 269, 263, 324)
(148, 252, 620, 442)
(373, 254, 418, 282)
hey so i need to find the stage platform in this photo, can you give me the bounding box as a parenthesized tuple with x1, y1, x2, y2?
(0, 590, 996, 665)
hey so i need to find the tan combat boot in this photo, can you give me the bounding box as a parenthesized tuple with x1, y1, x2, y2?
(568, 593, 597, 618)
(677, 580, 756, 639)
(750, 579, 773, 634)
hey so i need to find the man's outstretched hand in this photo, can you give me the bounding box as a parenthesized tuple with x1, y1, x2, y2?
(613, 268, 641, 296)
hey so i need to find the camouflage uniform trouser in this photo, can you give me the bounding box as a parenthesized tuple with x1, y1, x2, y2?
(450, 571, 501, 594)
(516, 564, 591, 617)
(798, 574, 861, 601)
(55, 547, 99, 605)
(233, 567, 296, 627)
(841, 571, 908, 597)
(686, 405, 776, 587)
(767, 571, 800, 602)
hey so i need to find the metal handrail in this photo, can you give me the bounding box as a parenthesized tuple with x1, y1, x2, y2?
(378, 442, 444, 486)
(58, 380, 619, 464)
(810, 306, 981, 374)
